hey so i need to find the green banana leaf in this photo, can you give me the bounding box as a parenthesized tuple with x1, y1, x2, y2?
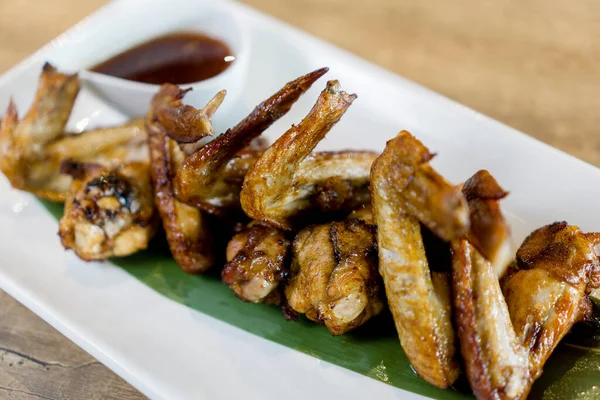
(41, 200, 600, 400)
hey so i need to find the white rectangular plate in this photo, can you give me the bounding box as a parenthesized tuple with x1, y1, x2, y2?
(1, 0, 599, 399)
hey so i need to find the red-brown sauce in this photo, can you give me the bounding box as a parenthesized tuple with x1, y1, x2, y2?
(91, 32, 233, 85)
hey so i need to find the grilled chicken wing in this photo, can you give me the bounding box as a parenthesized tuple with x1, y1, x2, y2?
(0, 63, 148, 201)
(222, 222, 290, 303)
(146, 85, 220, 273)
(452, 239, 531, 400)
(0, 63, 79, 201)
(452, 222, 600, 400)
(58, 162, 156, 260)
(241, 80, 378, 230)
(462, 170, 512, 277)
(285, 219, 384, 335)
(502, 222, 600, 379)
(175, 68, 329, 214)
(370, 131, 462, 388)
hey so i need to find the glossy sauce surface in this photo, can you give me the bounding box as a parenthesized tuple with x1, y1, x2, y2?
(91, 32, 233, 85)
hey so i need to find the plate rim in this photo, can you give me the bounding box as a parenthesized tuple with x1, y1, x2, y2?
(1, 1, 599, 399)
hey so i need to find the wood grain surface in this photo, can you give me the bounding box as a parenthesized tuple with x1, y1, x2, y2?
(1, 0, 599, 398)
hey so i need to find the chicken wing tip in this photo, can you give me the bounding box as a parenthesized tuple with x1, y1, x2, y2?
(205, 90, 227, 116)
(3, 98, 18, 122)
(324, 79, 357, 100)
(42, 62, 56, 73)
(311, 66, 329, 77)
(41, 61, 78, 81)
(178, 86, 194, 98)
(463, 169, 509, 200)
(384, 130, 435, 165)
(155, 83, 190, 99)
(295, 67, 329, 90)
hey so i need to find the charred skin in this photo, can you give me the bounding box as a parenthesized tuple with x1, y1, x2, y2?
(175, 68, 329, 214)
(58, 162, 157, 261)
(222, 222, 290, 304)
(462, 170, 512, 277)
(452, 240, 531, 400)
(146, 85, 217, 273)
(502, 222, 600, 379)
(370, 131, 461, 388)
(241, 80, 374, 230)
(285, 219, 384, 335)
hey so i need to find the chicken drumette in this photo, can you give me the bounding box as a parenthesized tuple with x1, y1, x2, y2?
(222, 222, 290, 304)
(285, 216, 384, 335)
(503, 222, 600, 379)
(59, 161, 156, 260)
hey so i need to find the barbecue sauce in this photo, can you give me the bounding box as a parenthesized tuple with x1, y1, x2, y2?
(91, 32, 233, 85)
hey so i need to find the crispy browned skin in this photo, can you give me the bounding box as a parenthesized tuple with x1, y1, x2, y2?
(146, 85, 218, 273)
(175, 68, 329, 214)
(285, 219, 384, 335)
(222, 222, 290, 303)
(234, 150, 376, 227)
(462, 170, 512, 277)
(44, 120, 147, 202)
(370, 131, 461, 388)
(241, 80, 375, 230)
(405, 163, 469, 241)
(502, 222, 600, 379)
(0, 63, 79, 201)
(1, 118, 147, 202)
(452, 239, 531, 400)
(0, 64, 149, 202)
(452, 222, 600, 400)
(374, 131, 468, 241)
(291, 150, 375, 212)
(58, 162, 156, 261)
(154, 87, 226, 143)
(46, 120, 147, 164)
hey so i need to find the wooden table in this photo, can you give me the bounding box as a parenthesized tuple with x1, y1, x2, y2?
(1, 0, 598, 398)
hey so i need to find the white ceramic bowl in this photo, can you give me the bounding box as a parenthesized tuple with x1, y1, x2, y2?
(50, 0, 249, 117)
